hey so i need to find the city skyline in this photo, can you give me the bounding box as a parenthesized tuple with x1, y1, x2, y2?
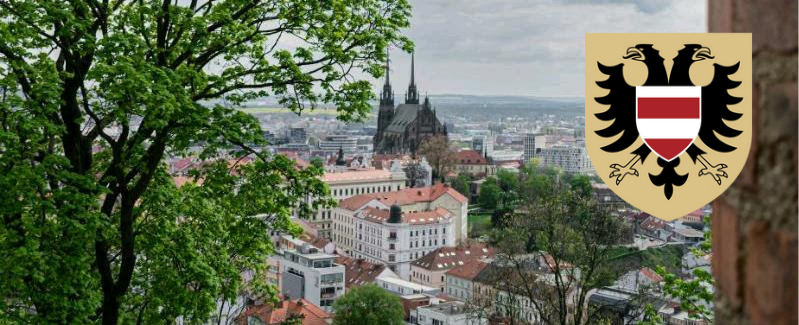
(373, 0, 706, 98)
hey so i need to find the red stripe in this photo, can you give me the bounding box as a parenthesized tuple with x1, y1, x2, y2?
(637, 98, 700, 119)
(643, 138, 693, 161)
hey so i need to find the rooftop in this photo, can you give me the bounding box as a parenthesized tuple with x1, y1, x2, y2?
(335, 256, 389, 288)
(419, 301, 469, 316)
(412, 243, 494, 271)
(237, 298, 331, 325)
(445, 260, 489, 281)
(338, 183, 468, 211)
(360, 206, 452, 225)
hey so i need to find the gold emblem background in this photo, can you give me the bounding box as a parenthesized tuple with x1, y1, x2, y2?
(584, 33, 752, 221)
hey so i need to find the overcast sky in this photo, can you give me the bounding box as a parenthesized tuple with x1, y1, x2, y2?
(375, 0, 706, 97)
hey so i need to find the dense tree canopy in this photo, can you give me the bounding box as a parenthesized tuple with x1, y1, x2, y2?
(0, 1, 411, 324)
(332, 284, 405, 325)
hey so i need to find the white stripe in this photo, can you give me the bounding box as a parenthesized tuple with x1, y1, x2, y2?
(636, 86, 701, 98)
(637, 119, 700, 139)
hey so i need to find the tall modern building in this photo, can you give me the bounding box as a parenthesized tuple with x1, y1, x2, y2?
(373, 51, 447, 154)
(523, 133, 538, 164)
(319, 134, 357, 154)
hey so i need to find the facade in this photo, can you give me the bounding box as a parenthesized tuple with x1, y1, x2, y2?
(278, 239, 346, 312)
(523, 133, 538, 164)
(471, 136, 494, 158)
(444, 260, 489, 302)
(319, 134, 357, 154)
(537, 144, 592, 174)
(453, 150, 496, 178)
(374, 53, 447, 154)
(331, 183, 469, 274)
(412, 301, 487, 325)
(288, 127, 307, 144)
(311, 163, 407, 239)
(410, 243, 495, 291)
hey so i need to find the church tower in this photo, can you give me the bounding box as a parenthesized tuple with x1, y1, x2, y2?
(374, 49, 395, 150)
(405, 53, 420, 104)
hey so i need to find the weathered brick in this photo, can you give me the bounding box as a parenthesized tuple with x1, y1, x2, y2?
(708, 0, 735, 33)
(745, 221, 798, 324)
(735, 0, 798, 53)
(759, 82, 798, 144)
(713, 197, 742, 308)
(737, 84, 758, 189)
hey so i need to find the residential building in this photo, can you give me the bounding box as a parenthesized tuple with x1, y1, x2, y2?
(236, 298, 332, 325)
(412, 301, 487, 325)
(672, 227, 704, 243)
(410, 244, 494, 291)
(376, 276, 440, 296)
(444, 260, 489, 301)
(311, 162, 406, 238)
(278, 239, 346, 312)
(537, 144, 592, 174)
(401, 294, 433, 322)
(332, 184, 469, 277)
(453, 150, 496, 178)
(335, 256, 398, 289)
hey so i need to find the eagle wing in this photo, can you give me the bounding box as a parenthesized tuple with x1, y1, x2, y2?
(594, 62, 638, 152)
(699, 62, 743, 152)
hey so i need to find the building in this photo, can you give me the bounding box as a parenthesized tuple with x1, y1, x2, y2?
(374, 52, 447, 154)
(472, 136, 494, 158)
(278, 238, 346, 312)
(444, 260, 489, 302)
(288, 127, 307, 144)
(412, 301, 487, 325)
(331, 183, 470, 278)
(335, 256, 398, 289)
(236, 298, 332, 325)
(311, 162, 407, 238)
(523, 133, 538, 163)
(537, 144, 592, 174)
(410, 243, 495, 291)
(319, 134, 357, 155)
(376, 276, 440, 296)
(453, 150, 496, 178)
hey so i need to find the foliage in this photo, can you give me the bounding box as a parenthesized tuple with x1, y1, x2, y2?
(0, 1, 411, 324)
(310, 157, 325, 169)
(481, 167, 631, 325)
(332, 284, 405, 325)
(418, 135, 456, 182)
(451, 173, 472, 198)
(478, 178, 501, 211)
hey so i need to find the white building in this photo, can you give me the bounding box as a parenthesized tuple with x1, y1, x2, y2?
(319, 134, 357, 154)
(332, 183, 469, 279)
(376, 276, 440, 296)
(412, 301, 487, 325)
(311, 162, 406, 238)
(278, 238, 346, 312)
(537, 144, 592, 174)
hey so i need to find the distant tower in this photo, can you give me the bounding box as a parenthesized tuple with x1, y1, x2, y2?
(405, 53, 419, 104)
(336, 147, 346, 166)
(375, 48, 395, 150)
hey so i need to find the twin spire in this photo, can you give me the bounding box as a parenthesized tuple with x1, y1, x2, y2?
(381, 49, 421, 106)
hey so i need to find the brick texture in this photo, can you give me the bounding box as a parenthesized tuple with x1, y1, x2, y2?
(709, 0, 798, 324)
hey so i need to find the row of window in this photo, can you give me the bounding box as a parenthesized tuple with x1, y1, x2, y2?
(332, 184, 402, 197)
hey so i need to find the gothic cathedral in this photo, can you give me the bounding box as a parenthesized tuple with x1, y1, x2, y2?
(373, 52, 447, 155)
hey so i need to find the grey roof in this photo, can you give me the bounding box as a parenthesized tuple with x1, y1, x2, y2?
(384, 104, 422, 133)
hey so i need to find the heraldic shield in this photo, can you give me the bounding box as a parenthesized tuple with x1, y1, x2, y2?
(584, 33, 752, 221)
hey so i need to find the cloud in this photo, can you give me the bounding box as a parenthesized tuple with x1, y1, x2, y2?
(379, 0, 706, 97)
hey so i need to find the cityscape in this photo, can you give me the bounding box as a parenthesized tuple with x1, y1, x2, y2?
(0, 1, 794, 325)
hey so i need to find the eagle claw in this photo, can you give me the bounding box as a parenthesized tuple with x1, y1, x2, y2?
(698, 163, 728, 185)
(609, 163, 639, 185)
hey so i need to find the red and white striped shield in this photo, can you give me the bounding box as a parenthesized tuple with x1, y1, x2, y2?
(636, 86, 701, 161)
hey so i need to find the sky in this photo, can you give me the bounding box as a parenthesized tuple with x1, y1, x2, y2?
(375, 0, 707, 97)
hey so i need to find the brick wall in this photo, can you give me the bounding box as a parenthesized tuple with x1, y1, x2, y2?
(708, 1, 798, 324)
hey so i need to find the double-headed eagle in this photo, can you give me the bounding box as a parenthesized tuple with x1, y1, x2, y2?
(595, 44, 742, 199)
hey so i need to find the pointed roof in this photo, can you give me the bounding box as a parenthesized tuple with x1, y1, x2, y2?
(405, 52, 419, 104)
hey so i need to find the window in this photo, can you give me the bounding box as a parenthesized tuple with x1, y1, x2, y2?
(389, 243, 395, 250)
(388, 254, 395, 262)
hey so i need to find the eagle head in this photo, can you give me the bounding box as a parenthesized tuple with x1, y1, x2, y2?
(623, 44, 662, 62)
(678, 44, 714, 62)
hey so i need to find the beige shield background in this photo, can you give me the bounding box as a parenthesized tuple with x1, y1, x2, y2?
(585, 33, 752, 221)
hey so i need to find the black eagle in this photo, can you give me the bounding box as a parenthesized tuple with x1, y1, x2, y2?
(595, 44, 743, 199)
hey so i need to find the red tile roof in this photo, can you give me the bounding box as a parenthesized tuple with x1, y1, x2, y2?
(445, 260, 489, 281)
(639, 267, 664, 283)
(335, 256, 389, 288)
(237, 299, 331, 325)
(338, 183, 468, 211)
(455, 150, 488, 165)
(411, 243, 495, 271)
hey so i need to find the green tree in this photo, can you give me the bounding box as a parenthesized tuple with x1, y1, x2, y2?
(478, 178, 501, 211)
(496, 169, 519, 192)
(486, 171, 630, 325)
(332, 284, 405, 325)
(451, 173, 472, 198)
(310, 157, 325, 169)
(0, 1, 411, 324)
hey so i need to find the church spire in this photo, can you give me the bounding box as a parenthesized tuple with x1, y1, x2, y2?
(405, 52, 419, 104)
(380, 48, 394, 106)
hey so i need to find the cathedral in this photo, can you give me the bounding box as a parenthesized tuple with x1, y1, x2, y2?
(373, 53, 447, 154)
